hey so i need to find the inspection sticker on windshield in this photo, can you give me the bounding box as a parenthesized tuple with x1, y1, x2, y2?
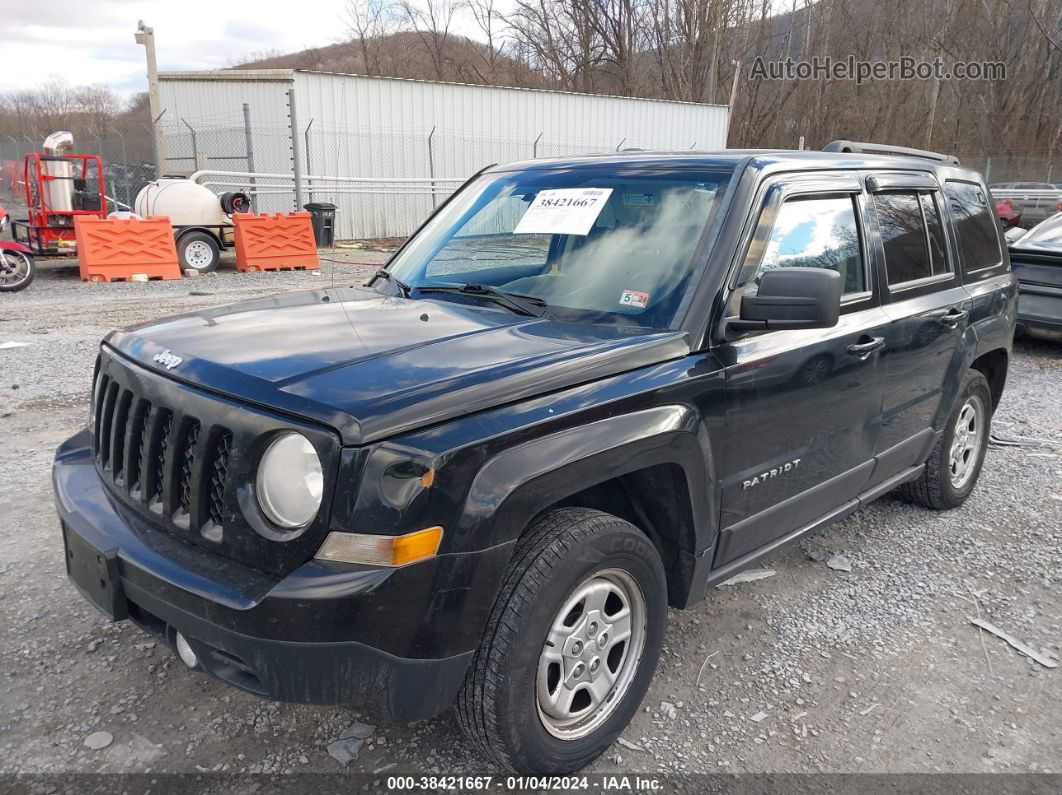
(620, 289, 650, 309)
(514, 188, 613, 236)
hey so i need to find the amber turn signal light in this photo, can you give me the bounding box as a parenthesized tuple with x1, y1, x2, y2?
(315, 526, 443, 567)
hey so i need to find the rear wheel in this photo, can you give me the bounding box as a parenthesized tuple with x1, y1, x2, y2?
(0, 250, 34, 292)
(901, 369, 992, 509)
(177, 231, 220, 273)
(456, 508, 666, 774)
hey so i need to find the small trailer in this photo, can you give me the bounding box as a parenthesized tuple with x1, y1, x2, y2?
(134, 178, 249, 272)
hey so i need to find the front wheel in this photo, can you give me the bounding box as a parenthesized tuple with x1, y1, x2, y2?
(0, 250, 35, 292)
(456, 508, 667, 774)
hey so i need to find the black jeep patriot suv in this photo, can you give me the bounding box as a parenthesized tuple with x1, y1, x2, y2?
(54, 141, 1015, 774)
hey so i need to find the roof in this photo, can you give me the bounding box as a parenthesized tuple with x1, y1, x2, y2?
(157, 68, 731, 110)
(158, 69, 295, 82)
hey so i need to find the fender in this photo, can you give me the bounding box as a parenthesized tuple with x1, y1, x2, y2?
(455, 404, 717, 605)
(932, 274, 1016, 429)
(964, 273, 1018, 360)
(0, 240, 34, 256)
(933, 322, 980, 429)
(174, 225, 225, 249)
(931, 273, 1016, 427)
(458, 405, 711, 545)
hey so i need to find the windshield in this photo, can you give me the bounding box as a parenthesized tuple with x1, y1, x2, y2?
(385, 166, 733, 329)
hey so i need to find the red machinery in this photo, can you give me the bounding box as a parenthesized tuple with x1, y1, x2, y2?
(11, 131, 107, 256)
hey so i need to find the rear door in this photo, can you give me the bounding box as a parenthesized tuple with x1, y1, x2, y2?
(947, 179, 1018, 339)
(865, 172, 972, 484)
(714, 173, 889, 565)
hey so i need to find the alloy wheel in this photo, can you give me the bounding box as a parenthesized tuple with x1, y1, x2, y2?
(536, 568, 646, 740)
(949, 394, 985, 489)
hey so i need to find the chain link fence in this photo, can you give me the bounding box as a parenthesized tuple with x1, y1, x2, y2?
(956, 153, 1060, 187)
(156, 113, 642, 239)
(1, 125, 158, 210)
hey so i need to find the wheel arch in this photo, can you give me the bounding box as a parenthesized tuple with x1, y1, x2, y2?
(456, 405, 717, 608)
(968, 347, 1008, 411)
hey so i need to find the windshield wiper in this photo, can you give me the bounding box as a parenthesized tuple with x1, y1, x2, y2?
(372, 268, 411, 297)
(415, 283, 549, 318)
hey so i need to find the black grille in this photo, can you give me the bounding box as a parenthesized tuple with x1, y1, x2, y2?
(151, 412, 172, 508)
(110, 391, 133, 483)
(127, 399, 151, 496)
(92, 364, 231, 544)
(207, 431, 233, 527)
(177, 421, 201, 515)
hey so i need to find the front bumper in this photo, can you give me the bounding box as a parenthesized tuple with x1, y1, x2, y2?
(54, 429, 511, 723)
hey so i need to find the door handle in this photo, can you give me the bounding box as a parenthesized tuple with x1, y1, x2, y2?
(847, 336, 886, 360)
(939, 309, 969, 328)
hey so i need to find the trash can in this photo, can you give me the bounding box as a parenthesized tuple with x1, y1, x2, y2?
(303, 202, 336, 247)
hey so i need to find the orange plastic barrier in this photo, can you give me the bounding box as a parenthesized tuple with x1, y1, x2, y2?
(233, 212, 320, 272)
(74, 216, 182, 283)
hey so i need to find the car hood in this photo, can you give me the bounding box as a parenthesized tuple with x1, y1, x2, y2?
(105, 287, 690, 445)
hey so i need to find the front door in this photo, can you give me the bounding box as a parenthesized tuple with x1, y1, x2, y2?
(714, 179, 887, 565)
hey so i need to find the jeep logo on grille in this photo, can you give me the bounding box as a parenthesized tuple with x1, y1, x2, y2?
(153, 350, 183, 370)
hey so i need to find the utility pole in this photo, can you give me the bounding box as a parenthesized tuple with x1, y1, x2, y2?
(728, 60, 742, 114)
(136, 21, 166, 176)
(727, 60, 742, 145)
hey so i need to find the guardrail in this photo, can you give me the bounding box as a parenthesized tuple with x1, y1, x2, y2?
(189, 169, 473, 238)
(189, 169, 467, 198)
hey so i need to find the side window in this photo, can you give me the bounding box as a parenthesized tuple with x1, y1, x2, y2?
(943, 180, 1004, 273)
(874, 191, 951, 286)
(744, 194, 866, 298)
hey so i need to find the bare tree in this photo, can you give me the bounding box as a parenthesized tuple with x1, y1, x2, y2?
(75, 84, 121, 138)
(506, 0, 607, 92)
(399, 0, 462, 80)
(345, 0, 401, 74)
(583, 0, 648, 96)
(464, 0, 508, 83)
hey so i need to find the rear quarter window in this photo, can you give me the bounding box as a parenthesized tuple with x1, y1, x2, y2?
(943, 180, 1004, 274)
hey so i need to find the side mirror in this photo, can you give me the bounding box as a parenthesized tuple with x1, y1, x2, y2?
(730, 267, 841, 333)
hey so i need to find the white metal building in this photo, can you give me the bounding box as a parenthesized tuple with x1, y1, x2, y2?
(158, 69, 730, 238)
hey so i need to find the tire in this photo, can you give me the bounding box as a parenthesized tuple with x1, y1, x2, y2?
(219, 191, 250, 215)
(0, 250, 35, 292)
(900, 369, 992, 510)
(456, 508, 667, 774)
(177, 231, 220, 273)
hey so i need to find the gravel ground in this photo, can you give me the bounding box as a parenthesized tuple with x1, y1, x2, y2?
(1, 256, 1059, 780)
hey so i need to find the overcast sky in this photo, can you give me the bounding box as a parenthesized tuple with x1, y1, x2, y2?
(1, 0, 494, 96)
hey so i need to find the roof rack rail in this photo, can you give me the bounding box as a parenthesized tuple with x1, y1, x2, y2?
(823, 140, 960, 165)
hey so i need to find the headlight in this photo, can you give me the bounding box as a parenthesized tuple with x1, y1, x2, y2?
(256, 432, 324, 528)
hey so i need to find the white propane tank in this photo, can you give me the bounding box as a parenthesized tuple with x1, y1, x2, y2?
(134, 178, 230, 227)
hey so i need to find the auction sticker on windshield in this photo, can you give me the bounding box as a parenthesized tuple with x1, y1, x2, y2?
(514, 188, 613, 236)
